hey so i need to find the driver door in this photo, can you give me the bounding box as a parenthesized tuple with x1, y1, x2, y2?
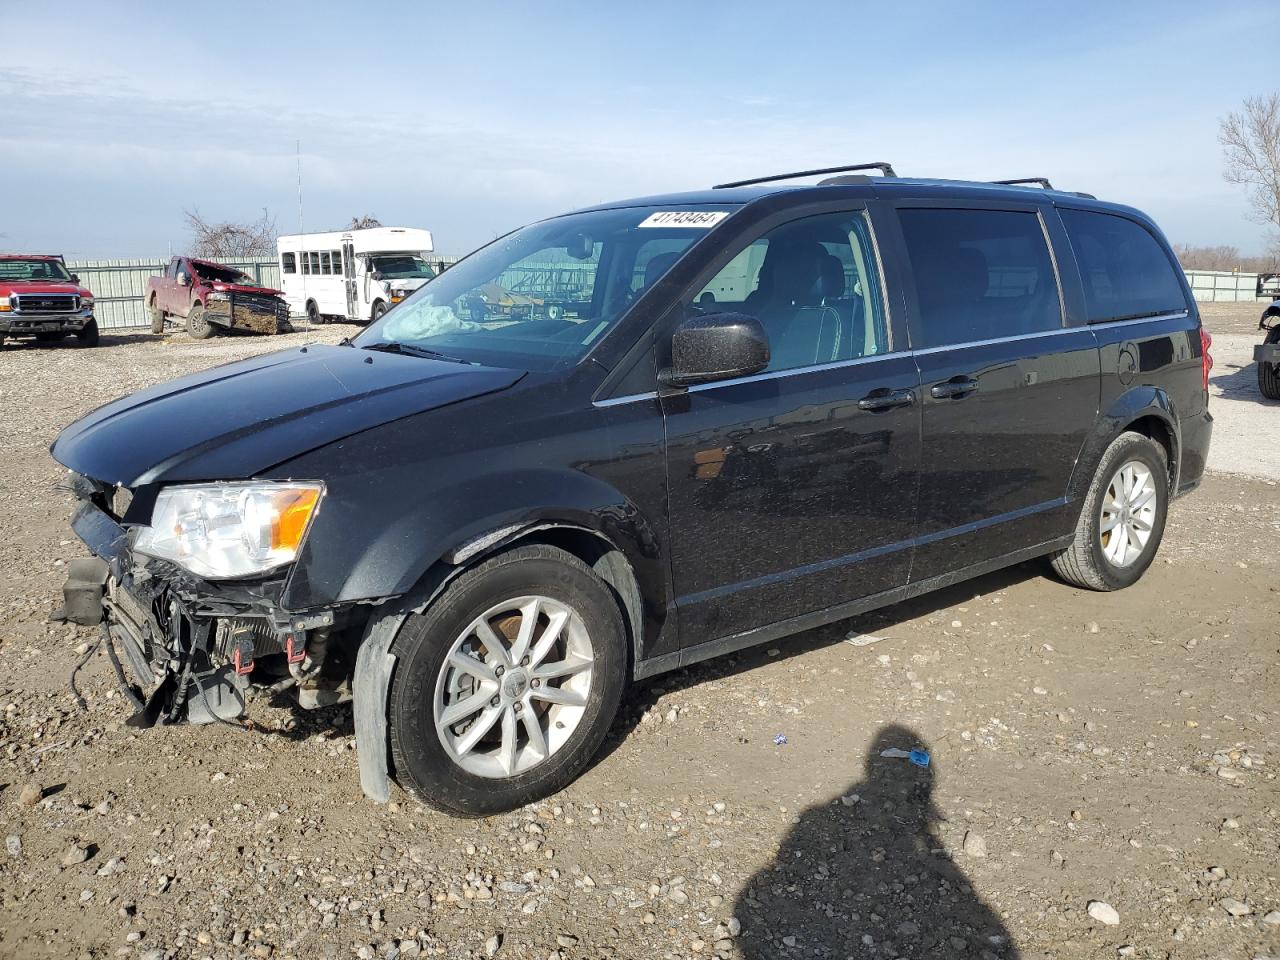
(660, 207, 922, 645)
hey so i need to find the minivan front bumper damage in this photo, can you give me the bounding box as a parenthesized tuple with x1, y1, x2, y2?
(61, 478, 349, 727)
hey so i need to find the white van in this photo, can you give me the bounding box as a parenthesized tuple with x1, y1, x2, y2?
(276, 227, 435, 324)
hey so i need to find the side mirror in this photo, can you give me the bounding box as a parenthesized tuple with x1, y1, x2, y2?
(660, 312, 770, 389)
(70, 273, 80, 284)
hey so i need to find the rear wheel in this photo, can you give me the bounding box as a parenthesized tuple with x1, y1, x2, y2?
(149, 298, 166, 334)
(186, 304, 215, 340)
(388, 544, 627, 816)
(1259, 327, 1280, 400)
(76, 318, 99, 347)
(1049, 431, 1169, 591)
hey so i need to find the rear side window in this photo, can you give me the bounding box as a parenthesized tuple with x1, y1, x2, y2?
(899, 208, 1062, 349)
(1059, 209, 1188, 323)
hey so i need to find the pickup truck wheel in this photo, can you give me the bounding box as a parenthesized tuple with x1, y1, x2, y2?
(149, 299, 166, 334)
(186, 304, 215, 340)
(76, 319, 100, 347)
(1049, 431, 1168, 591)
(388, 544, 627, 817)
(1259, 327, 1280, 400)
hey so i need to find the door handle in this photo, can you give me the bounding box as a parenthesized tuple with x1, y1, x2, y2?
(857, 388, 916, 412)
(930, 376, 979, 400)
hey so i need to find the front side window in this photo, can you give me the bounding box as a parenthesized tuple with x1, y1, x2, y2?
(1059, 209, 1188, 323)
(358, 204, 739, 370)
(691, 210, 888, 372)
(899, 208, 1062, 349)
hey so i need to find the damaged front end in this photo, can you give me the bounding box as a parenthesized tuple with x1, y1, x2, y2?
(60, 472, 358, 728)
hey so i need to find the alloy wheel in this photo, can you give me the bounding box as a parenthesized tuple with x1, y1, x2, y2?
(433, 595, 595, 778)
(1099, 459, 1157, 568)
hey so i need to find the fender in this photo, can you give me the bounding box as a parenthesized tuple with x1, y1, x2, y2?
(1066, 385, 1181, 510)
(283, 465, 668, 623)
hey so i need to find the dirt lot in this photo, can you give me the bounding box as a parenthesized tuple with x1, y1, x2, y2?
(0, 310, 1277, 960)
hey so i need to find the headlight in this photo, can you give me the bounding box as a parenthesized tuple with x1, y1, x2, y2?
(0, 296, 9, 313)
(134, 482, 324, 579)
(208, 292, 230, 302)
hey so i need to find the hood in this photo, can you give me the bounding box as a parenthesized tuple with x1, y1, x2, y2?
(209, 281, 284, 297)
(0, 280, 92, 298)
(52, 344, 524, 487)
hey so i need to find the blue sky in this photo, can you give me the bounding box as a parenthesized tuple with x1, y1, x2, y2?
(3, 1, 1278, 259)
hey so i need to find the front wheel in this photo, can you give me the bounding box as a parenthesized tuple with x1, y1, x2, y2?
(306, 300, 323, 326)
(388, 544, 627, 816)
(1259, 327, 1280, 400)
(370, 300, 387, 323)
(186, 304, 215, 340)
(1049, 431, 1169, 591)
(76, 319, 100, 347)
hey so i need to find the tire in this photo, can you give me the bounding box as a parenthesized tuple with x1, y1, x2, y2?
(149, 297, 166, 334)
(1049, 431, 1169, 591)
(370, 300, 387, 323)
(186, 304, 215, 340)
(76, 318, 99, 347)
(1259, 327, 1280, 400)
(306, 300, 323, 326)
(388, 544, 627, 816)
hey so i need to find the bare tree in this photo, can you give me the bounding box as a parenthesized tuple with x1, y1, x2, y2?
(1174, 242, 1280, 273)
(347, 215, 383, 229)
(1220, 93, 1280, 236)
(184, 207, 278, 259)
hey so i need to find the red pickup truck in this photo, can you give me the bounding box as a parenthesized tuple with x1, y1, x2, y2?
(0, 254, 99, 348)
(146, 257, 290, 339)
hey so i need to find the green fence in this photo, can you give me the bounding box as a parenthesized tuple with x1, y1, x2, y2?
(67, 256, 281, 330)
(69, 255, 465, 330)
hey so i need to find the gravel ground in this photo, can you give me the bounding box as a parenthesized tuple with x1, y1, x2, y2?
(1, 315, 1278, 960)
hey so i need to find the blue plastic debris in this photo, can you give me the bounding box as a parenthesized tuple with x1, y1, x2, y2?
(773, 733, 788, 746)
(909, 749, 931, 767)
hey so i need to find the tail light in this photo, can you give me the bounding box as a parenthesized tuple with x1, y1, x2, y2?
(1200, 329, 1213, 392)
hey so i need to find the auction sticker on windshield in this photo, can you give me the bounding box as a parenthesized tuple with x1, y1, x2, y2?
(638, 211, 730, 228)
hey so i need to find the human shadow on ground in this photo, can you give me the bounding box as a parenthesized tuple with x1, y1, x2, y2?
(734, 724, 1019, 959)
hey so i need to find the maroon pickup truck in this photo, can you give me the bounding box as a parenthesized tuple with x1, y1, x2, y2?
(146, 257, 291, 339)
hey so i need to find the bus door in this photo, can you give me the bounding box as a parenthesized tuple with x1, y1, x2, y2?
(342, 240, 358, 319)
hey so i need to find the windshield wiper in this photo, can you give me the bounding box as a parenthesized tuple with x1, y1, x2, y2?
(361, 340, 470, 363)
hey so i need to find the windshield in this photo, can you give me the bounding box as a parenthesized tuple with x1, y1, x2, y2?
(370, 254, 435, 281)
(355, 204, 738, 370)
(0, 258, 72, 282)
(193, 262, 252, 285)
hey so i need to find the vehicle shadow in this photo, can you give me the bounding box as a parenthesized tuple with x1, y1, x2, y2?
(599, 560, 1039, 761)
(1211, 357, 1278, 406)
(734, 724, 1020, 958)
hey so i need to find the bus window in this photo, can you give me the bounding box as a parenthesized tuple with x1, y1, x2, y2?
(320, 252, 331, 274)
(282, 253, 296, 274)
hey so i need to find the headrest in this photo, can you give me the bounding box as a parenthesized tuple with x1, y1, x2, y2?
(643, 252, 681, 290)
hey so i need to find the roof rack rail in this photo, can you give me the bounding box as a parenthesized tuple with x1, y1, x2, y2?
(714, 162, 897, 190)
(992, 177, 1054, 189)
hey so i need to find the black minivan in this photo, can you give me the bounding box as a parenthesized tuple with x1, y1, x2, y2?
(53, 165, 1212, 815)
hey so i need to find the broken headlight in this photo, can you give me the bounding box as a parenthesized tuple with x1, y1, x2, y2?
(134, 482, 324, 579)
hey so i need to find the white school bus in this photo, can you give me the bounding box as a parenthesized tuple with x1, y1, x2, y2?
(276, 227, 435, 324)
